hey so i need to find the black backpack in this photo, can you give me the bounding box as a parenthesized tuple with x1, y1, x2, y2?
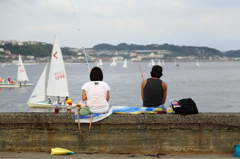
(171, 98, 199, 115)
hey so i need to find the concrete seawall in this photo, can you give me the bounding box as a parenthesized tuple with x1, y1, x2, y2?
(0, 112, 240, 154)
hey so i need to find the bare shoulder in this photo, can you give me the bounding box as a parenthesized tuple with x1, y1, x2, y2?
(141, 79, 148, 86)
(162, 80, 167, 89)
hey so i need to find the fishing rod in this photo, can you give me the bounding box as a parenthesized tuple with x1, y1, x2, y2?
(70, 0, 90, 74)
(137, 55, 144, 81)
(83, 47, 90, 74)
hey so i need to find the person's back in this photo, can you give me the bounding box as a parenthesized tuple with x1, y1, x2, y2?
(83, 81, 109, 107)
(0, 77, 2, 83)
(141, 65, 167, 110)
(143, 78, 164, 107)
(81, 67, 110, 114)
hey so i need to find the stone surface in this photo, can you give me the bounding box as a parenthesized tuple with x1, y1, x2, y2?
(0, 112, 240, 154)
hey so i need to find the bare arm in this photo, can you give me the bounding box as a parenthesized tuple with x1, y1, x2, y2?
(141, 79, 147, 101)
(162, 81, 168, 104)
(82, 90, 87, 101)
(106, 91, 110, 101)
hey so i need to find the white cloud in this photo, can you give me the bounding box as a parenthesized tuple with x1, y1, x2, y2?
(0, 0, 240, 51)
(28, 24, 74, 32)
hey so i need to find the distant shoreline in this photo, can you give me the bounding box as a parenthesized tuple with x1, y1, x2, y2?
(0, 60, 239, 65)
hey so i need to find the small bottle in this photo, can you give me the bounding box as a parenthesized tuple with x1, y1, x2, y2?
(70, 104, 72, 113)
(69, 103, 72, 112)
(67, 106, 71, 113)
(54, 108, 59, 114)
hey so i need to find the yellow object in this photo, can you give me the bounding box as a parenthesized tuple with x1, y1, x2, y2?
(51, 147, 74, 155)
(66, 97, 72, 104)
(166, 107, 173, 114)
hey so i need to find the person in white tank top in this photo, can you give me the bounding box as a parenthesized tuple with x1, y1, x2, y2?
(81, 67, 110, 114)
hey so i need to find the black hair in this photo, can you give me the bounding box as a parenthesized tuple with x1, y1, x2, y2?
(90, 67, 103, 81)
(150, 65, 163, 78)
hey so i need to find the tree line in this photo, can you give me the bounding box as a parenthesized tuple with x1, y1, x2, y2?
(1, 42, 240, 58)
(2, 43, 75, 57)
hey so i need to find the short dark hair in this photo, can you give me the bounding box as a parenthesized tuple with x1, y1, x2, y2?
(150, 65, 163, 78)
(90, 67, 103, 81)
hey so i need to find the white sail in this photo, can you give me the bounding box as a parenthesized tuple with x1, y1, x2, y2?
(99, 59, 103, 66)
(110, 59, 117, 67)
(97, 59, 103, 67)
(149, 59, 155, 67)
(174, 59, 179, 67)
(196, 60, 200, 67)
(123, 59, 128, 68)
(17, 54, 29, 82)
(28, 64, 48, 102)
(158, 59, 161, 66)
(46, 36, 69, 97)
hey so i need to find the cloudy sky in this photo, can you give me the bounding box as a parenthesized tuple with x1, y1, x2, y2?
(0, 0, 239, 51)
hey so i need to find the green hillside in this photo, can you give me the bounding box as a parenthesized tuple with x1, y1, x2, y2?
(92, 43, 223, 58)
(2, 43, 76, 57)
(224, 50, 240, 57)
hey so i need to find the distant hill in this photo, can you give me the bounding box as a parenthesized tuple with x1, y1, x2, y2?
(224, 50, 240, 57)
(2, 41, 239, 58)
(2, 43, 76, 57)
(92, 43, 223, 58)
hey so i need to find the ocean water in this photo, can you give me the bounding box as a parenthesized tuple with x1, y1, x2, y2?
(0, 61, 239, 112)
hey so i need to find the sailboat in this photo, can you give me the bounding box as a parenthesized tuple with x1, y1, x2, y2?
(122, 59, 128, 68)
(110, 59, 117, 67)
(96, 59, 103, 67)
(27, 36, 72, 108)
(174, 59, 179, 67)
(17, 54, 34, 86)
(148, 59, 155, 67)
(158, 59, 162, 66)
(196, 60, 200, 67)
(0, 65, 20, 88)
(0, 79, 20, 88)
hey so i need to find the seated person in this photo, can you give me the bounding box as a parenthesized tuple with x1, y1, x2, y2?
(7, 76, 11, 83)
(48, 97, 52, 104)
(81, 67, 110, 114)
(57, 96, 62, 105)
(64, 96, 72, 105)
(141, 65, 168, 111)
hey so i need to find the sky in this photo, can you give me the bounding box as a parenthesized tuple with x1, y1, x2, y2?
(0, 0, 239, 52)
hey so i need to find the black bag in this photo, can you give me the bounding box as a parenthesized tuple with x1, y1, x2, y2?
(171, 98, 199, 115)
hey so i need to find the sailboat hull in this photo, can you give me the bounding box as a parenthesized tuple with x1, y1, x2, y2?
(20, 83, 34, 86)
(0, 83, 20, 88)
(27, 102, 76, 108)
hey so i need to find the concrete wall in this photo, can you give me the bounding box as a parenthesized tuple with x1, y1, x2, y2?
(1, 112, 240, 154)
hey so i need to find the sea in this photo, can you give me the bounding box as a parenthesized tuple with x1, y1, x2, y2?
(0, 61, 239, 113)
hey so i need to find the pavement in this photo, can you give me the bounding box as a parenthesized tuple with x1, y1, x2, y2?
(0, 152, 237, 159)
